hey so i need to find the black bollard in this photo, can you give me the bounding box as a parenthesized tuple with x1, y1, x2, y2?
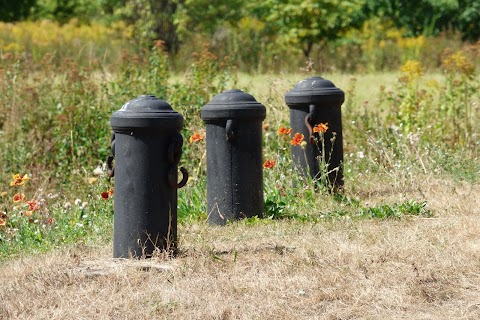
(201, 89, 266, 225)
(110, 95, 188, 258)
(285, 76, 345, 191)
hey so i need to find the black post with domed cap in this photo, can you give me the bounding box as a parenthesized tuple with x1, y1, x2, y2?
(110, 95, 188, 258)
(201, 89, 266, 225)
(285, 76, 345, 191)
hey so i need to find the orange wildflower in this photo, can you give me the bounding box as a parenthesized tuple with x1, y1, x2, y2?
(189, 132, 205, 143)
(10, 174, 30, 187)
(25, 210, 34, 217)
(313, 122, 329, 133)
(13, 193, 25, 203)
(290, 133, 305, 146)
(278, 127, 293, 135)
(101, 188, 114, 200)
(0, 218, 5, 227)
(26, 200, 40, 212)
(263, 160, 275, 169)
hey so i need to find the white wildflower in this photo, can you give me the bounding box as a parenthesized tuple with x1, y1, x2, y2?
(93, 166, 103, 176)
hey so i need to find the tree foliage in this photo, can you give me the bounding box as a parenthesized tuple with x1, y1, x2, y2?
(2, 0, 479, 60)
(114, 0, 179, 52)
(0, 0, 37, 21)
(457, 0, 480, 41)
(174, 0, 243, 39)
(363, 0, 480, 40)
(252, 0, 366, 58)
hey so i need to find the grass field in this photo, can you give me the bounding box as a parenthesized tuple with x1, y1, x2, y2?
(1, 38, 479, 318)
(1, 179, 479, 319)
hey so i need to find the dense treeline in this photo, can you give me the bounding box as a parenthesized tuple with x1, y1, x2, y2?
(1, 0, 479, 72)
(3, 1, 479, 42)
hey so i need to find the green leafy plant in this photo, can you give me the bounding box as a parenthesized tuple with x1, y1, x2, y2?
(327, 200, 432, 220)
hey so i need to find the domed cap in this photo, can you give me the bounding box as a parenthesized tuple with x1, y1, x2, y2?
(285, 76, 345, 107)
(201, 89, 266, 121)
(110, 95, 183, 131)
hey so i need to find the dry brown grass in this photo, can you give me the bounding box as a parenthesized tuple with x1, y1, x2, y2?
(1, 179, 480, 320)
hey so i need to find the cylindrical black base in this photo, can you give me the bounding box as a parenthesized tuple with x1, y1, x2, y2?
(205, 120, 264, 225)
(113, 132, 177, 258)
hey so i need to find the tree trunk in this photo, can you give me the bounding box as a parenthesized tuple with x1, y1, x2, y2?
(302, 41, 313, 58)
(149, 0, 179, 54)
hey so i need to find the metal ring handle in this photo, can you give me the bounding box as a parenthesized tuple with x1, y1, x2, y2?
(177, 167, 188, 188)
(168, 167, 189, 189)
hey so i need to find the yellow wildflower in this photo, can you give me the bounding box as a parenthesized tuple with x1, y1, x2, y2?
(442, 51, 474, 77)
(400, 60, 424, 83)
(10, 174, 30, 187)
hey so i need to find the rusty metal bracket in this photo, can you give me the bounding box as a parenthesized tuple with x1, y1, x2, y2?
(305, 104, 317, 144)
(106, 155, 115, 178)
(106, 132, 116, 177)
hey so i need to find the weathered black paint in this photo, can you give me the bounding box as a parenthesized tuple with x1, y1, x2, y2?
(201, 89, 266, 225)
(285, 76, 345, 190)
(110, 95, 186, 258)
